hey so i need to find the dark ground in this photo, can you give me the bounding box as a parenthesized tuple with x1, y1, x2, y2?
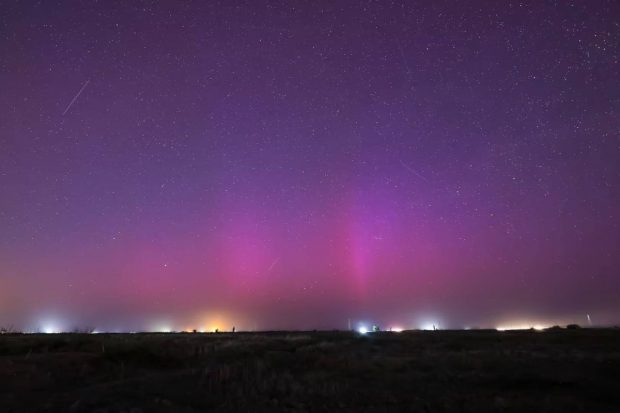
(0, 329, 619, 412)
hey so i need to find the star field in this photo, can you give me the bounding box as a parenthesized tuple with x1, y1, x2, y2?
(1, 1, 619, 331)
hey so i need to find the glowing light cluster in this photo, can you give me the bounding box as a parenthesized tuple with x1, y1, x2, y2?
(420, 323, 439, 331)
(496, 323, 549, 331)
(42, 325, 59, 334)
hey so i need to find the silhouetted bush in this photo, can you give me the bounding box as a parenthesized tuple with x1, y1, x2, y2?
(0, 325, 18, 334)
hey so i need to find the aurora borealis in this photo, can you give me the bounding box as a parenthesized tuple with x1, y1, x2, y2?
(1, 1, 619, 332)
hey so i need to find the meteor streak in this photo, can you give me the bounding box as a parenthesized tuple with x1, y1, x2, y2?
(62, 79, 90, 115)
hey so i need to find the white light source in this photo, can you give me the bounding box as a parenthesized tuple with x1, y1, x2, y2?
(421, 323, 436, 331)
(150, 321, 173, 333)
(38, 317, 64, 334)
(391, 327, 404, 333)
(357, 325, 368, 334)
(42, 324, 58, 334)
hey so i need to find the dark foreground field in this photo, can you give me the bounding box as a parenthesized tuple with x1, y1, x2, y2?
(1, 329, 619, 412)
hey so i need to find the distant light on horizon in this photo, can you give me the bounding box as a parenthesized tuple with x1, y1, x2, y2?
(420, 322, 438, 331)
(152, 323, 172, 333)
(13, 311, 596, 334)
(37, 317, 65, 334)
(8, 317, 579, 334)
(41, 324, 60, 334)
(496, 323, 550, 331)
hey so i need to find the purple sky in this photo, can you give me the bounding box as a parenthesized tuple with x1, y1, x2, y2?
(1, 1, 619, 331)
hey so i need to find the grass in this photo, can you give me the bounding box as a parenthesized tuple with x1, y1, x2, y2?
(1, 329, 619, 412)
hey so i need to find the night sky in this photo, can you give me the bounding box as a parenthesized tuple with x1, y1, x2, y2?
(1, 1, 619, 332)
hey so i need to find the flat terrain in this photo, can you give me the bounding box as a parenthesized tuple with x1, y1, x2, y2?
(1, 329, 619, 412)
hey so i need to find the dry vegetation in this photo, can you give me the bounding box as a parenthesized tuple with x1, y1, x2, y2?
(1, 329, 619, 412)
